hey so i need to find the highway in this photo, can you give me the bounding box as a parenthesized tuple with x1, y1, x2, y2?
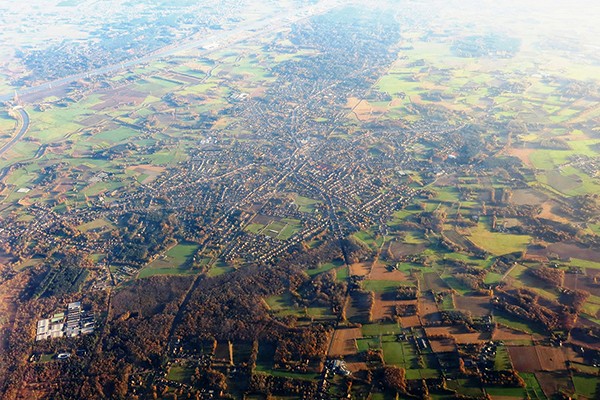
(0, 108, 29, 157)
(0, 1, 342, 103)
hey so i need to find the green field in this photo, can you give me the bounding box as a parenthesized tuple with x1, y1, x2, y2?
(246, 223, 265, 234)
(493, 309, 546, 336)
(508, 264, 560, 302)
(467, 219, 531, 255)
(77, 218, 116, 233)
(519, 373, 547, 400)
(207, 262, 233, 277)
(335, 266, 349, 282)
(485, 386, 527, 398)
(138, 243, 199, 278)
(381, 336, 417, 369)
(356, 337, 381, 352)
(494, 346, 512, 370)
(167, 365, 194, 383)
(362, 280, 413, 293)
(245, 217, 302, 240)
(0, 110, 16, 133)
(361, 322, 402, 337)
(353, 230, 384, 250)
(254, 341, 319, 381)
(293, 194, 322, 213)
(572, 374, 599, 399)
(265, 291, 305, 317)
(306, 260, 344, 277)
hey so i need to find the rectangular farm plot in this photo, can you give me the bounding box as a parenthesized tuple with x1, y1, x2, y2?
(507, 346, 541, 372)
(361, 322, 402, 337)
(350, 262, 370, 277)
(138, 243, 199, 278)
(422, 272, 450, 291)
(398, 314, 421, 328)
(126, 164, 165, 184)
(385, 238, 427, 260)
(572, 373, 599, 400)
(418, 293, 442, 324)
(369, 261, 408, 281)
(328, 328, 362, 357)
(535, 372, 575, 399)
(536, 346, 567, 371)
(292, 194, 321, 213)
(362, 280, 414, 293)
(466, 218, 532, 256)
(494, 346, 513, 370)
(425, 326, 490, 344)
(428, 337, 456, 353)
(453, 295, 491, 317)
(244, 215, 302, 240)
(306, 260, 344, 277)
(492, 326, 534, 345)
(381, 337, 413, 366)
(77, 218, 116, 234)
(345, 290, 371, 324)
(265, 291, 303, 317)
(371, 293, 417, 322)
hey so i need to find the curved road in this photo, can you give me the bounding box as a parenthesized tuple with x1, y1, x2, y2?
(0, 108, 29, 157)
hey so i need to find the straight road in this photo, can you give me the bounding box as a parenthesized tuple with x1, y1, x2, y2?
(0, 1, 341, 103)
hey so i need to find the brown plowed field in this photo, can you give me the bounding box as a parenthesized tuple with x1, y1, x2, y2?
(454, 295, 491, 316)
(506, 148, 535, 169)
(329, 328, 362, 357)
(399, 315, 421, 328)
(345, 362, 368, 373)
(535, 372, 574, 399)
(508, 346, 541, 372)
(386, 241, 427, 259)
(422, 272, 450, 291)
(492, 326, 532, 343)
(371, 294, 416, 321)
(527, 242, 600, 263)
(564, 273, 600, 297)
(536, 346, 567, 371)
(425, 326, 490, 344)
(418, 294, 441, 324)
(369, 262, 407, 281)
(429, 338, 456, 353)
(350, 262, 370, 276)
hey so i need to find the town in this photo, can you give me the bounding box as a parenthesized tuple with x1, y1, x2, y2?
(0, 1, 600, 399)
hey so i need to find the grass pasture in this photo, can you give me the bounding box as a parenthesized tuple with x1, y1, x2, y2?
(466, 218, 531, 255)
(77, 218, 116, 233)
(362, 279, 410, 293)
(138, 242, 199, 278)
(167, 364, 194, 383)
(265, 291, 301, 316)
(518, 373, 547, 400)
(572, 374, 599, 399)
(292, 194, 321, 213)
(361, 322, 402, 337)
(494, 309, 547, 336)
(306, 260, 344, 277)
(245, 216, 302, 240)
(0, 110, 16, 134)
